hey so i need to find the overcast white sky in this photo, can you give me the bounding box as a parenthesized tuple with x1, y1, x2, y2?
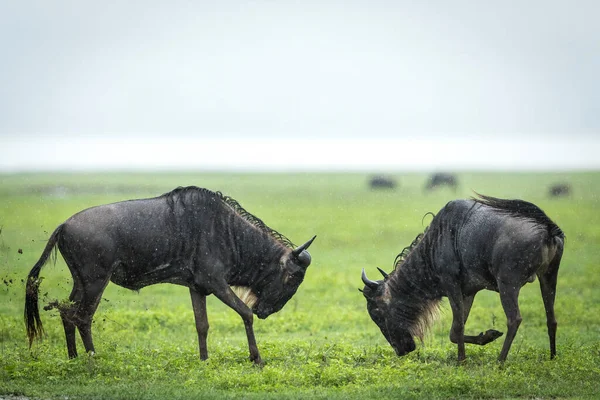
(1, 1, 598, 171)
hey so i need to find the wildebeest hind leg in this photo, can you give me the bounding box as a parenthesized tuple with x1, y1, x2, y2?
(74, 278, 110, 355)
(211, 285, 263, 366)
(190, 288, 209, 360)
(461, 294, 503, 346)
(61, 282, 83, 358)
(497, 282, 522, 362)
(538, 248, 562, 359)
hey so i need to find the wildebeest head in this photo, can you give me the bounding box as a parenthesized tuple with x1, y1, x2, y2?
(361, 268, 416, 356)
(251, 235, 316, 319)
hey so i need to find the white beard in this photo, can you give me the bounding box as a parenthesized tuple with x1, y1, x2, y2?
(230, 286, 259, 308)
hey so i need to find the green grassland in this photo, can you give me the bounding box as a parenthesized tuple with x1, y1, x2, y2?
(1, 171, 599, 399)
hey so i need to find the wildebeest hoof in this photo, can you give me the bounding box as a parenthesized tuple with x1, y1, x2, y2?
(251, 357, 265, 368)
(43, 300, 59, 311)
(483, 329, 503, 343)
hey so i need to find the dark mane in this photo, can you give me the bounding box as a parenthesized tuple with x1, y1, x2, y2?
(219, 193, 295, 248)
(393, 232, 424, 270)
(473, 193, 564, 238)
(162, 186, 295, 248)
(386, 220, 440, 340)
(392, 213, 434, 270)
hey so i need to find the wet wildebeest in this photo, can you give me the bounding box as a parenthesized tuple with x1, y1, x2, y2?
(424, 172, 458, 191)
(549, 183, 571, 198)
(361, 194, 564, 362)
(25, 186, 316, 365)
(369, 175, 397, 190)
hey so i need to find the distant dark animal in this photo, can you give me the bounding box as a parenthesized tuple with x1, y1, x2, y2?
(369, 176, 397, 190)
(361, 194, 564, 362)
(425, 173, 458, 191)
(549, 183, 571, 198)
(25, 186, 316, 365)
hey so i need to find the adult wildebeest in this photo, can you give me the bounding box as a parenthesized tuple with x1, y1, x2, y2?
(369, 175, 397, 190)
(424, 172, 458, 192)
(549, 183, 571, 198)
(25, 186, 316, 365)
(361, 194, 564, 362)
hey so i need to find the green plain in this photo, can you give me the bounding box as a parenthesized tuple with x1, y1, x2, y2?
(1, 171, 599, 399)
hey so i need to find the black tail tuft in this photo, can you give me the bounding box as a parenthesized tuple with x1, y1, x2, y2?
(24, 224, 64, 347)
(25, 275, 45, 346)
(473, 193, 564, 239)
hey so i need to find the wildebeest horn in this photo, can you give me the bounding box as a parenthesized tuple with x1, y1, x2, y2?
(361, 269, 380, 290)
(377, 267, 389, 279)
(292, 235, 316, 257)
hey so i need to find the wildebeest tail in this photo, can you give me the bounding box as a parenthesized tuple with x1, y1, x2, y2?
(25, 224, 64, 347)
(473, 193, 564, 238)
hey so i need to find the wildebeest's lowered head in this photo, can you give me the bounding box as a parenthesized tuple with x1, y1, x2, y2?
(361, 194, 564, 362)
(25, 186, 316, 365)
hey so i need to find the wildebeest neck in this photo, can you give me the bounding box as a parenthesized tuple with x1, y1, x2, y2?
(386, 240, 442, 340)
(216, 191, 295, 290)
(227, 216, 289, 288)
(164, 186, 296, 249)
(160, 187, 294, 295)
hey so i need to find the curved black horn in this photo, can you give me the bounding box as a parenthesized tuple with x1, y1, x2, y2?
(377, 267, 389, 279)
(292, 235, 317, 257)
(361, 269, 380, 290)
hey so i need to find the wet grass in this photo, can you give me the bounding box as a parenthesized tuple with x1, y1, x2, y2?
(1, 171, 599, 399)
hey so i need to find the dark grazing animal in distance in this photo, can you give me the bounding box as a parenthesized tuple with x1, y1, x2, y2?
(424, 172, 458, 191)
(361, 194, 564, 362)
(25, 186, 316, 365)
(369, 175, 397, 190)
(548, 183, 571, 198)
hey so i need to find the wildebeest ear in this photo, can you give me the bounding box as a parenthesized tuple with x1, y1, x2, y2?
(359, 286, 374, 299)
(295, 249, 312, 268)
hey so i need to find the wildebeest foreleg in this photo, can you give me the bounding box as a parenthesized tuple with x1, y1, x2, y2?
(448, 290, 503, 361)
(189, 288, 209, 360)
(498, 282, 522, 362)
(447, 291, 467, 361)
(460, 294, 503, 346)
(211, 286, 263, 365)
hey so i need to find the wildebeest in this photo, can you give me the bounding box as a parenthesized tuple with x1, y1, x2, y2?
(424, 172, 458, 191)
(25, 186, 316, 365)
(369, 175, 397, 190)
(549, 183, 571, 198)
(361, 194, 564, 362)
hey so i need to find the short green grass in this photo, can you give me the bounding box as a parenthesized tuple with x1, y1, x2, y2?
(1, 171, 599, 399)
